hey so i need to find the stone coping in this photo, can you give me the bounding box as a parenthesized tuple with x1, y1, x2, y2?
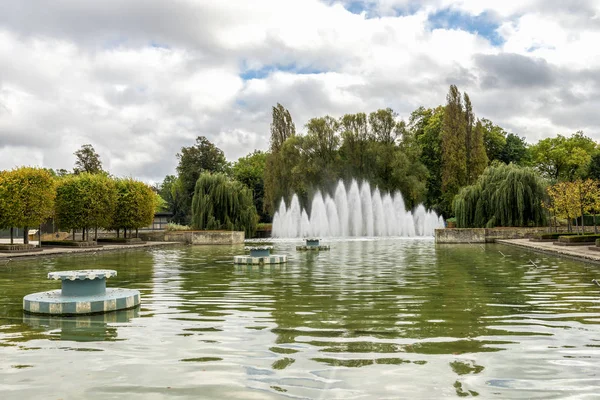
(244, 246, 273, 250)
(48, 270, 117, 281)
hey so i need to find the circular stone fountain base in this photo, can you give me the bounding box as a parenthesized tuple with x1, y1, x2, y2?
(296, 245, 330, 251)
(23, 288, 140, 315)
(233, 255, 287, 265)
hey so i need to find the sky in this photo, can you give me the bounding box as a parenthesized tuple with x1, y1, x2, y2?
(0, 0, 599, 183)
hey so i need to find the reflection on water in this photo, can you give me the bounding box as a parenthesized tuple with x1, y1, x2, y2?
(1, 240, 600, 398)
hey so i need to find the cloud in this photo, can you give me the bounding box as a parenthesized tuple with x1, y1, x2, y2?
(0, 0, 599, 183)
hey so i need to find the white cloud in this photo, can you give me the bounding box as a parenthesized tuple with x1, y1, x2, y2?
(0, 0, 599, 183)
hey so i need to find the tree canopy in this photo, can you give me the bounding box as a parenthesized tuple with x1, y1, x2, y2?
(74, 144, 104, 175)
(191, 172, 258, 236)
(454, 163, 548, 228)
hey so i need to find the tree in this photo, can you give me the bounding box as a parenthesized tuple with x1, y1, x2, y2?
(587, 153, 600, 180)
(481, 119, 507, 163)
(411, 106, 444, 212)
(74, 144, 104, 174)
(530, 132, 596, 181)
(468, 119, 489, 184)
(176, 136, 229, 220)
(454, 163, 548, 228)
(339, 112, 369, 177)
(158, 175, 187, 224)
(369, 108, 399, 144)
(112, 179, 157, 237)
(0, 167, 56, 244)
(270, 103, 296, 152)
(500, 133, 530, 165)
(232, 150, 268, 222)
(464, 93, 475, 182)
(191, 172, 258, 237)
(55, 173, 117, 240)
(264, 104, 297, 215)
(441, 85, 467, 214)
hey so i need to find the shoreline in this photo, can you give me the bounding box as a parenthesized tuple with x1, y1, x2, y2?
(0, 241, 180, 262)
(497, 238, 600, 265)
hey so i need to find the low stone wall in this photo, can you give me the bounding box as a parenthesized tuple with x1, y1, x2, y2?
(138, 230, 244, 245)
(435, 227, 559, 243)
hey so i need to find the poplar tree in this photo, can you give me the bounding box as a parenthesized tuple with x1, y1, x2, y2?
(441, 85, 467, 213)
(264, 103, 296, 215)
(468, 119, 489, 183)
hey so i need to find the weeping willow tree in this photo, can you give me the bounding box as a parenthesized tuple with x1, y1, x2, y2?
(191, 172, 258, 236)
(454, 162, 548, 228)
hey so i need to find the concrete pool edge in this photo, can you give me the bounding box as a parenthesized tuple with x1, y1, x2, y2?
(0, 241, 180, 262)
(497, 239, 600, 264)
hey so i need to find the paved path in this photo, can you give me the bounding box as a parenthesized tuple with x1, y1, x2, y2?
(498, 238, 600, 264)
(0, 241, 179, 261)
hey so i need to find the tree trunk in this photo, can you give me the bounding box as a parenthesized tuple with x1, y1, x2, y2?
(136, 228, 138, 238)
(38, 225, 41, 248)
(124, 228, 127, 239)
(73, 229, 76, 241)
(117, 228, 120, 238)
(10, 227, 13, 245)
(574, 217, 579, 235)
(95, 227, 98, 241)
(581, 206, 586, 234)
(595, 214, 597, 234)
(23, 226, 29, 244)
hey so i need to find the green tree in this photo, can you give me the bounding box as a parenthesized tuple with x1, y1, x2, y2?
(232, 150, 268, 222)
(587, 153, 600, 180)
(269, 103, 296, 152)
(176, 136, 229, 220)
(500, 133, 530, 165)
(264, 104, 297, 215)
(369, 108, 399, 144)
(411, 106, 444, 211)
(55, 173, 117, 240)
(441, 85, 467, 214)
(74, 144, 104, 174)
(468, 119, 489, 184)
(454, 163, 547, 228)
(112, 179, 157, 238)
(158, 175, 187, 224)
(0, 167, 56, 244)
(339, 112, 369, 178)
(191, 172, 258, 237)
(481, 119, 507, 163)
(530, 132, 596, 181)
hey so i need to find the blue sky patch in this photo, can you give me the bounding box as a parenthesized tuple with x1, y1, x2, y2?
(240, 63, 326, 80)
(427, 8, 505, 46)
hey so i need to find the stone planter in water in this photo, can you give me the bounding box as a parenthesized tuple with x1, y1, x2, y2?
(296, 238, 330, 251)
(23, 270, 140, 315)
(234, 246, 287, 265)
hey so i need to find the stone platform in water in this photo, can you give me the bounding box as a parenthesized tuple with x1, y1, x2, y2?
(296, 245, 330, 251)
(233, 255, 287, 264)
(23, 270, 140, 315)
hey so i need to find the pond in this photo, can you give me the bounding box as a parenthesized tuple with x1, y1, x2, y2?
(1, 239, 600, 399)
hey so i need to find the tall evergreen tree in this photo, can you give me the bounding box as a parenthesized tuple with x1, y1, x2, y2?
(264, 103, 296, 215)
(463, 93, 476, 183)
(441, 85, 467, 214)
(469, 119, 489, 183)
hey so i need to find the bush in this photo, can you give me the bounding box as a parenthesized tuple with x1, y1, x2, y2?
(41, 240, 97, 247)
(558, 234, 600, 243)
(97, 238, 142, 243)
(166, 222, 191, 231)
(535, 232, 578, 240)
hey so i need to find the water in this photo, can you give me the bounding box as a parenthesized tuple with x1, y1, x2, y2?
(2, 241, 600, 399)
(272, 179, 445, 238)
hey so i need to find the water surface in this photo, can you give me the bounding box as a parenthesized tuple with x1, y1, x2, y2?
(1, 239, 600, 399)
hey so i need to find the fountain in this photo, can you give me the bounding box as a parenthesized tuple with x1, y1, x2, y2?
(272, 179, 445, 238)
(234, 246, 287, 265)
(23, 270, 140, 315)
(297, 238, 330, 251)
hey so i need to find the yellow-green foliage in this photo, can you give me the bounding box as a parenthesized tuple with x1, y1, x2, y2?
(0, 167, 55, 229)
(55, 173, 117, 231)
(191, 172, 258, 236)
(113, 178, 157, 230)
